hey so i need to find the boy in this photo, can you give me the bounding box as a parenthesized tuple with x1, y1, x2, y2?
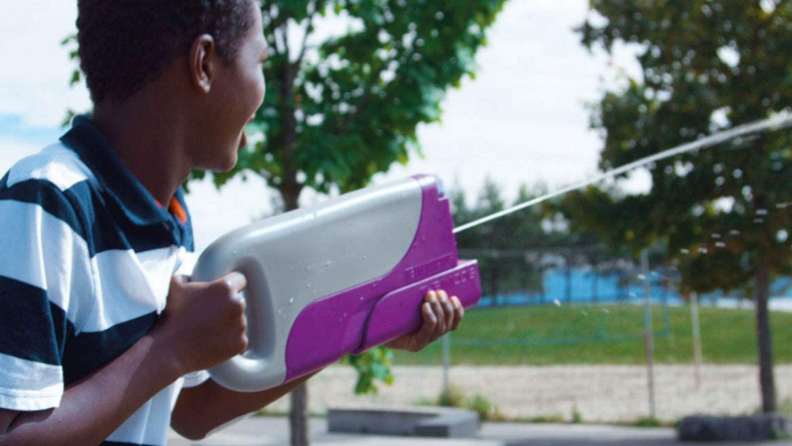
(0, 1, 464, 445)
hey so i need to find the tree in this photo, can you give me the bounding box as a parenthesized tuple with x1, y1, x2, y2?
(66, 1, 508, 444)
(454, 179, 589, 305)
(572, 0, 792, 413)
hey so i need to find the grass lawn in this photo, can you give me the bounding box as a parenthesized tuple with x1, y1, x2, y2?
(391, 304, 792, 366)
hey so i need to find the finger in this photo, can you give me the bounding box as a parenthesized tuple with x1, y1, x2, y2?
(451, 296, 464, 331)
(414, 302, 438, 350)
(438, 290, 455, 334)
(428, 291, 447, 337)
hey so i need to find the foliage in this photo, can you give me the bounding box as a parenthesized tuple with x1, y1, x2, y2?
(424, 384, 504, 421)
(345, 346, 394, 395)
(568, 0, 792, 412)
(198, 0, 509, 209)
(633, 417, 663, 428)
(572, 0, 792, 295)
(453, 179, 613, 304)
(571, 405, 583, 424)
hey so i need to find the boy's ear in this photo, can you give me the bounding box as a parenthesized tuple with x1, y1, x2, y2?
(189, 34, 216, 94)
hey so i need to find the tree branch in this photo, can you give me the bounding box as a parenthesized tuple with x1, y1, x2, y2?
(294, 0, 319, 68)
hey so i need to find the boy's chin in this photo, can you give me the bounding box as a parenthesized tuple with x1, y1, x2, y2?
(205, 151, 239, 173)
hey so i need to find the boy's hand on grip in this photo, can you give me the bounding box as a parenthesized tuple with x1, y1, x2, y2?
(153, 273, 249, 375)
(386, 290, 464, 353)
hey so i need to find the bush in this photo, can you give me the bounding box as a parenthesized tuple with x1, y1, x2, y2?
(428, 385, 505, 421)
(571, 405, 583, 424)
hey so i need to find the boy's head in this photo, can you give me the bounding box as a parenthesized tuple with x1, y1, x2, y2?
(77, 0, 268, 172)
(77, 0, 257, 103)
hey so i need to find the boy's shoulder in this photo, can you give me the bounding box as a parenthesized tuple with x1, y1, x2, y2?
(1, 142, 95, 196)
(1, 142, 100, 240)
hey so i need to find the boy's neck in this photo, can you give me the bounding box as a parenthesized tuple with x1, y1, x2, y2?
(92, 90, 192, 205)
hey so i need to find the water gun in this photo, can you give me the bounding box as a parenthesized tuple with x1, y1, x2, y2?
(192, 175, 481, 392)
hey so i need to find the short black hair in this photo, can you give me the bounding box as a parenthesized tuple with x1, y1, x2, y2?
(77, 0, 256, 103)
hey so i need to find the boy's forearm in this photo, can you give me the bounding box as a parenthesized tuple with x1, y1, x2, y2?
(171, 372, 318, 440)
(0, 332, 183, 446)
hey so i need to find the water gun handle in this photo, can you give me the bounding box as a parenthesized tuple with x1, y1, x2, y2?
(192, 257, 285, 391)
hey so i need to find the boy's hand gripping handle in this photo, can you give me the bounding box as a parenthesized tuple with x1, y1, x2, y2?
(192, 258, 286, 391)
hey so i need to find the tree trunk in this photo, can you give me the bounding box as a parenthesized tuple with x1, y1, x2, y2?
(281, 189, 309, 445)
(289, 384, 309, 446)
(754, 258, 777, 413)
(592, 269, 599, 304)
(489, 266, 499, 307)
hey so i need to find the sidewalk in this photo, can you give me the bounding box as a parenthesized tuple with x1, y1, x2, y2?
(167, 416, 792, 446)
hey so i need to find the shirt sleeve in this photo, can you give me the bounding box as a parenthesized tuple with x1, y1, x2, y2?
(0, 180, 92, 411)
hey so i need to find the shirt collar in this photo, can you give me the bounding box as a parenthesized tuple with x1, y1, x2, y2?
(60, 115, 185, 227)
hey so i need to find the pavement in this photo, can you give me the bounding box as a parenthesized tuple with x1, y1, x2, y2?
(168, 416, 792, 446)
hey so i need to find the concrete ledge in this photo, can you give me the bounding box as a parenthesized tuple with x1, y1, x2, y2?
(328, 406, 480, 438)
(677, 414, 792, 442)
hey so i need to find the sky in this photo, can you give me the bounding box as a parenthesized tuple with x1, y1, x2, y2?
(0, 0, 642, 251)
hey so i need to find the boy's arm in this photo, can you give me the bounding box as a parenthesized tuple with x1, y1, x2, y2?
(171, 290, 464, 440)
(0, 275, 248, 446)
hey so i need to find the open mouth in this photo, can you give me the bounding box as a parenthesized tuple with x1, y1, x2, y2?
(239, 130, 248, 150)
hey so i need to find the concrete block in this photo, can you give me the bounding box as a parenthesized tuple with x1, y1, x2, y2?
(677, 414, 792, 442)
(328, 406, 480, 438)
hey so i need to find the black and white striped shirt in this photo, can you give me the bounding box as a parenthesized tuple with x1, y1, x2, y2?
(0, 115, 208, 446)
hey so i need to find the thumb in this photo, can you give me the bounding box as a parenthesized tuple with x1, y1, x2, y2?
(217, 272, 248, 295)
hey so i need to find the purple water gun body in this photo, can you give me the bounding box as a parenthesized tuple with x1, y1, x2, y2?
(192, 175, 481, 392)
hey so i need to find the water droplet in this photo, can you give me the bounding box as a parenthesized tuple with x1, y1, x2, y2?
(777, 230, 789, 243)
(360, 296, 365, 301)
(629, 292, 637, 298)
(306, 283, 312, 289)
(602, 308, 610, 314)
(754, 218, 765, 224)
(553, 299, 561, 307)
(289, 298, 295, 305)
(730, 230, 741, 236)
(711, 233, 722, 239)
(581, 310, 588, 316)
(716, 242, 726, 248)
(324, 261, 332, 268)
(756, 209, 768, 216)
(699, 248, 709, 254)
(306, 265, 312, 271)
(637, 274, 646, 281)
(680, 248, 690, 254)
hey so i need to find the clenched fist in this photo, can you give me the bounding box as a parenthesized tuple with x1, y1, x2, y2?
(152, 273, 249, 375)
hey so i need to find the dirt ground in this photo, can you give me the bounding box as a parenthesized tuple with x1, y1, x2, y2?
(263, 365, 792, 423)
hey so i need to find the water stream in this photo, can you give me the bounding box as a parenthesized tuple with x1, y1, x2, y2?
(454, 112, 792, 234)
